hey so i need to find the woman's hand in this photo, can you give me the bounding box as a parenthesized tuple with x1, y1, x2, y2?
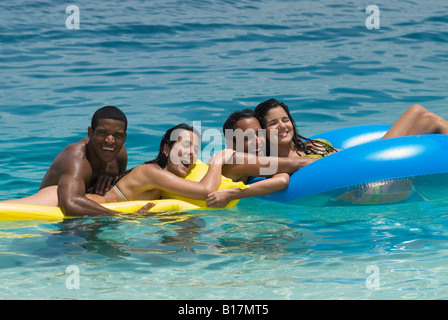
(206, 187, 240, 208)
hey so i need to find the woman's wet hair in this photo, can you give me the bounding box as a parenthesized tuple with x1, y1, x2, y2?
(254, 99, 332, 156)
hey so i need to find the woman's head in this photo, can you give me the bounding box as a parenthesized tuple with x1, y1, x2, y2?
(222, 109, 265, 156)
(254, 99, 330, 156)
(150, 124, 200, 177)
(255, 99, 308, 154)
(254, 99, 296, 148)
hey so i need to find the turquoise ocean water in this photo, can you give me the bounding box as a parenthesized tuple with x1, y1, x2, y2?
(1, 0, 448, 299)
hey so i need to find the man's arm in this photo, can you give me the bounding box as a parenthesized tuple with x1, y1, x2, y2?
(222, 152, 317, 181)
(57, 161, 123, 216)
(206, 173, 290, 208)
(57, 156, 155, 216)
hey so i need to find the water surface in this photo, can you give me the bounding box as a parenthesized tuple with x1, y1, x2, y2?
(1, 0, 448, 299)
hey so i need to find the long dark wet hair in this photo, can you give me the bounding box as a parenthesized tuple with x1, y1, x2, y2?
(254, 99, 333, 156)
(116, 123, 199, 182)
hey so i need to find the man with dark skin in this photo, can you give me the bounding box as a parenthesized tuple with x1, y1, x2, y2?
(35, 106, 153, 216)
(40, 108, 127, 194)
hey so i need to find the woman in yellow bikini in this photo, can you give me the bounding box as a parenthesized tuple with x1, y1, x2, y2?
(254, 99, 338, 159)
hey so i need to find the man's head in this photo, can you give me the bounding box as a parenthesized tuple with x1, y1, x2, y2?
(91, 106, 128, 132)
(88, 106, 128, 165)
(223, 109, 265, 156)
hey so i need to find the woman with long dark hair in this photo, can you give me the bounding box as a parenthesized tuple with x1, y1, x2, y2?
(254, 99, 336, 158)
(255, 99, 448, 158)
(254, 99, 448, 204)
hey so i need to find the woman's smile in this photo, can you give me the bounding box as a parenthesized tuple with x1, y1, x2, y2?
(166, 130, 199, 177)
(264, 106, 294, 145)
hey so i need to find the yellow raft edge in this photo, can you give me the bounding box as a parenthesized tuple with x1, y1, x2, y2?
(0, 198, 228, 222)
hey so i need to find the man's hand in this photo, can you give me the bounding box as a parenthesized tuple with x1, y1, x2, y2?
(135, 201, 157, 214)
(206, 187, 240, 208)
(87, 175, 118, 196)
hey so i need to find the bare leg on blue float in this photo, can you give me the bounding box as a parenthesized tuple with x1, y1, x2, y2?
(383, 104, 448, 139)
(339, 104, 448, 205)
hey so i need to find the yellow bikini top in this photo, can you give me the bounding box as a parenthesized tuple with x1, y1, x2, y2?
(302, 139, 335, 158)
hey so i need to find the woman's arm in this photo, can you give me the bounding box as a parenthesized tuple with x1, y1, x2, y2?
(222, 152, 317, 181)
(139, 149, 235, 200)
(206, 173, 290, 207)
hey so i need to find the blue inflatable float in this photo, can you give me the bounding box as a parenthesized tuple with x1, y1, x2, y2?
(251, 125, 448, 206)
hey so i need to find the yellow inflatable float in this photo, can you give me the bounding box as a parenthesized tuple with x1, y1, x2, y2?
(0, 160, 247, 221)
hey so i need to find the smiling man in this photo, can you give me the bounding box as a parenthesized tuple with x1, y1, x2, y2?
(39, 106, 130, 216)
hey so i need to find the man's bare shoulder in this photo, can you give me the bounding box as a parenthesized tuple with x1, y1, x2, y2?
(51, 139, 90, 170)
(58, 138, 88, 157)
(40, 139, 91, 188)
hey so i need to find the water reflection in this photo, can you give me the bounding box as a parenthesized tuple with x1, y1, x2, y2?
(8, 208, 306, 266)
